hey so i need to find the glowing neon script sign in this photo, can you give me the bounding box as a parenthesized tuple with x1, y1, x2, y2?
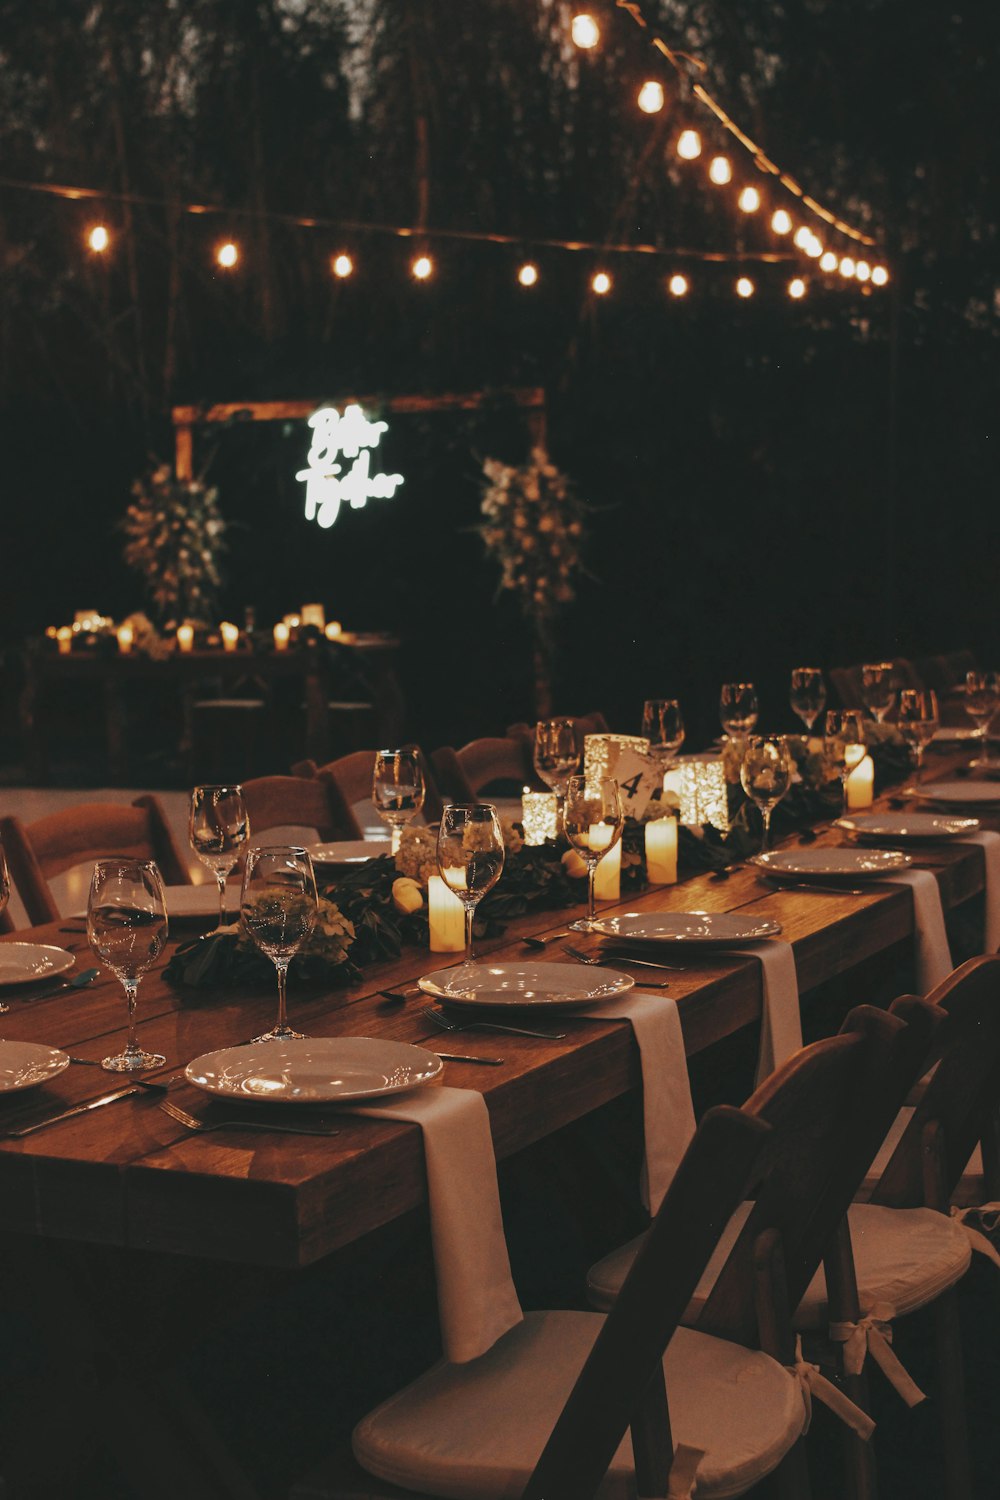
(296, 404, 404, 529)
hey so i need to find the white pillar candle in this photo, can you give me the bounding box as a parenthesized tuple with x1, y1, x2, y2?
(273, 622, 290, 652)
(56, 627, 73, 656)
(220, 621, 239, 652)
(590, 824, 622, 901)
(116, 623, 134, 655)
(325, 620, 343, 640)
(301, 603, 326, 629)
(428, 875, 466, 952)
(176, 623, 194, 653)
(846, 753, 875, 809)
(521, 788, 559, 845)
(645, 816, 678, 885)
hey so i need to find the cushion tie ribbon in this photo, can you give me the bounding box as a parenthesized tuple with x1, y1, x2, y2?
(788, 1336, 876, 1439)
(829, 1301, 926, 1408)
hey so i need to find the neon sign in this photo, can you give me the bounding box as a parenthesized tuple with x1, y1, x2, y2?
(295, 404, 404, 530)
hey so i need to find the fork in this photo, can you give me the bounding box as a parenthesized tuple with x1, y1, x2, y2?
(562, 946, 671, 987)
(521, 930, 575, 949)
(159, 1099, 341, 1137)
(421, 1005, 567, 1041)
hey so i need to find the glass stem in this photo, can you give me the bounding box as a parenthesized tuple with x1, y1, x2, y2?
(586, 861, 597, 926)
(464, 904, 475, 965)
(761, 806, 772, 852)
(274, 959, 290, 1031)
(842, 773, 850, 815)
(216, 871, 227, 929)
(123, 978, 139, 1056)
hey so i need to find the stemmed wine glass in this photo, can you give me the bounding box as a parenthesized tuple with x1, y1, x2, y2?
(860, 663, 897, 724)
(189, 784, 250, 929)
(824, 710, 867, 813)
(740, 735, 794, 851)
(897, 689, 940, 784)
(436, 804, 505, 969)
(240, 846, 318, 1043)
(0, 842, 10, 1015)
(533, 718, 580, 799)
(87, 859, 168, 1072)
(562, 776, 625, 929)
(372, 749, 425, 852)
(719, 682, 759, 741)
(789, 668, 827, 732)
(964, 671, 1000, 768)
(641, 699, 686, 764)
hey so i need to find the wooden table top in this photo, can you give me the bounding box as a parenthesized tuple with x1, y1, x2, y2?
(1, 751, 995, 1271)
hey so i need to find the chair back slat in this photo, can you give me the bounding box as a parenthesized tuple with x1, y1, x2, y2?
(241, 775, 354, 845)
(436, 738, 532, 799)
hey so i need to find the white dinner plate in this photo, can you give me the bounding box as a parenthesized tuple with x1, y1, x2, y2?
(0, 1040, 70, 1093)
(835, 812, 980, 842)
(72, 884, 220, 922)
(185, 1037, 442, 1104)
(751, 848, 912, 882)
(930, 726, 983, 743)
(0, 943, 76, 987)
(306, 840, 392, 866)
(909, 781, 1000, 807)
(418, 961, 633, 1009)
(586, 912, 782, 946)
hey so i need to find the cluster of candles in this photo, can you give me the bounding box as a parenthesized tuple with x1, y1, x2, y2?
(49, 605, 345, 656)
(272, 606, 344, 651)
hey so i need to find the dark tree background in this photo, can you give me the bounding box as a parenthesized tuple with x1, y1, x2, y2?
(0, 0, 997, 753)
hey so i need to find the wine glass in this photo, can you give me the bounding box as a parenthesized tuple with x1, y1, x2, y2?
(189, 784, 250, 929)
(641, 699, 686, 764)
(860, 662, 897, 724)
(824, 710, 867, 813)
(0, 841, 10, 1015)
(740, 735, 794, 851)
(964, 671, 1000, 768)
(562, 776, 625, 929)
(436, 804, 505, 968)
(533, 718, 580, 799)
(240, 846, 318, 1043)
(789, 668, 827, 732)
(372, 748, 425, 852)
(897, 689, 940, 784)
(87, 859, 168, 1072)
(719, 682, 759, 741)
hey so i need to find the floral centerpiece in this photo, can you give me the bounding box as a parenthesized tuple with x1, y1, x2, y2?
(121, 463, 227, 625)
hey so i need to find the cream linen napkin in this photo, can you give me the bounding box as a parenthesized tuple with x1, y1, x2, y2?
(726, 940, 803, 1087)
(578, 991, 695, 1213)
(881, 868, 953, 991)
(956, 831, 1000, 953)
(356, 1085, 522, 1363)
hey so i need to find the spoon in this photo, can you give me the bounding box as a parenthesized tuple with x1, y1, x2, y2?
(24, 967, 101, 1001)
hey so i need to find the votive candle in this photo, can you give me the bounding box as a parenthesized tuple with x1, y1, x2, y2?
(521, 788, 559, 845)
(846, 753, 875, 809)
(220, 621, 239, 652)
(645, 816, 678, 884)
(590, 824, 622, 902)
(300, 603, 325, 629)
(176, 624, 194, 653)
(325, 620, 343, 640)
(428, 875, 466, 952)
(116, 623, 134, 655)
(56, 627, 73, 656)
(273, 622, 290, 652)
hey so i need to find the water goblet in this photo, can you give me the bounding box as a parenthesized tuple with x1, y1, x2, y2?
(436, 804, 505, 968)
(719, 682, 759, 741)
(740, 735, 794, 851)
(964, 671, 1000, 768)
(0, 842, 10, 1015)
(240, 846, 318, 1042)
(860, 662, 897, 724)
(533, 718, 580, 799)
(897, 689, 939, 784)
(372, 748, 425, 852)
(824, 710, 867, 813)
(87, 858, 168, 1072)
(789, 668, 827, 732)
(189, 783, 250, 929)
(641, 699, 686, 764)
(562, 776, 625, 929)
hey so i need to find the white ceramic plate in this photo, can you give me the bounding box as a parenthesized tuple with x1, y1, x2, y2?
(909, 781, 1000, 806)
(73, 884, 221, 922)
(185, 1037, 442, 1104)
(930, 726, 982, 743)
(751, 848, 912, 882)
(586, 912, 782, 946)
(0, 1040, 70, 1093)
(306, 840, 392, 866)
(418, 961, 633, 1009)
(0, 943, 76, 987)
(835, 812, 980, 842)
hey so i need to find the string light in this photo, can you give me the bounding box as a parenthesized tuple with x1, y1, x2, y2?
(571, 13, 599, 49)
(819, 251, 838, 273)
(592, 270, 612, 295)
(855, 259, 871, 282)
(737, 186, 761, 214)
(637, 81, 664, 114)
(411, 254, 433, 280)
(216, 241, 239, 268)
(771, 209, 793, 235)
(736, 276, 755, 298)
(676, 130, 702, 160)
(708, 155, 732, 185)
(788, 277, 806, 299)
(871, 264, 889, 286)
(804, 236, 823, 259)
(668, 273, 689, 297)
(87, 224, 110, 253)
(839, 256, 856, 278)
(793, 226, 811, 250)
(517, 262, 539, 287)
(331, 252, 354, 278)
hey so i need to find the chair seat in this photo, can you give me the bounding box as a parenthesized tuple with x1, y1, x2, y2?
(589, 1204, 971, 1326)
(353, 1310, 805, 1500)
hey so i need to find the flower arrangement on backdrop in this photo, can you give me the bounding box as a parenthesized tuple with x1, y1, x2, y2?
(477, 448, 592, 715)
(121, 463, 227, 625)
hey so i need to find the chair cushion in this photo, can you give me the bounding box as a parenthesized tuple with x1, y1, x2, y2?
(353, 1310, 804, 1500)
(589, 1204, 971, 1327)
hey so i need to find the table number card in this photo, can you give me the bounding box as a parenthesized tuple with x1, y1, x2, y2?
(610, 748, 664, 821)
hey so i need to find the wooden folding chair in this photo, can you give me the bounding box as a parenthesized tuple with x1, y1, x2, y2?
(240, 774, 356, 847)
(430, 737, 533, 803)
(0, 796, 192, 926)
(316, 748, 443, 832)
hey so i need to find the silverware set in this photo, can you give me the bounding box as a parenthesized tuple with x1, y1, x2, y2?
(421, 1004, 566, 1041)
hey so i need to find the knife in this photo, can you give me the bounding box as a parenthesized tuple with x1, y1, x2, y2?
(3, 1084, 146, 1139)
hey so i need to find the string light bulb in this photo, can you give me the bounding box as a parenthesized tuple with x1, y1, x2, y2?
(871, 265, 889, 286)
(819, 251, 838, 273)
(87, 224, 110, 253)
(737, 186, 761, 214)
(676, 130, 702, 160)
(839, 256, 856, 278)
(708, 156, 732, 185)
(668, 273, 689, 297)
(855, 260, 871, 282)
(591, 270, 612, 295)
(637, 81, 664, 114)
(412, 254, 433, 280)
(518, 262, 539, 287)
(771, 209, 793, 235)
(736, 277, 755, 299)
(571, 13, 599, 48)
(216, 241, 239, 269)
(793, 226, 811, 250)
(331, 252, 353, 278)
(788, 278, 806, 299)
(805, 236, 823, 258)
